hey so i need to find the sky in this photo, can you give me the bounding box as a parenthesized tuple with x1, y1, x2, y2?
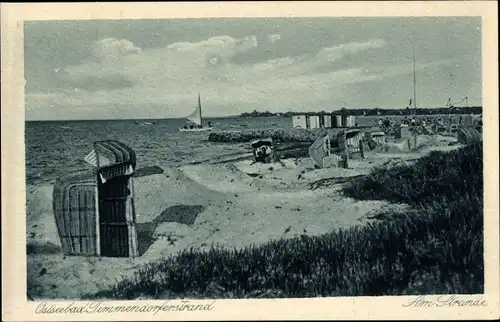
(24, 17, 482, 120)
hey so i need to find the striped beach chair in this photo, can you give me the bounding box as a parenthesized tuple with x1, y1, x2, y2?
(53, 140, 139, 258)
(457, 127, 482, 145)
(337, 129, 364, 155)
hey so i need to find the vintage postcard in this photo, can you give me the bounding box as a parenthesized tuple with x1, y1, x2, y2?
(2, 1, 499, 321)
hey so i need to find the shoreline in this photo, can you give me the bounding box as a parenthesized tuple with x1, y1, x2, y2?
(27, 134, 463, 299)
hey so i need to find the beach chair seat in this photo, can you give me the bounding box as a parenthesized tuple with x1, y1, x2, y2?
(53, 170, 98, 256)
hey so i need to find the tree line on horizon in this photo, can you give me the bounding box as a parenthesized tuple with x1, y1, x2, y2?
(239, 106, 482, 117)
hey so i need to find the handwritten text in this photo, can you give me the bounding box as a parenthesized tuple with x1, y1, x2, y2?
(35, 300, 216, 315)
(403, 295, 487, 308)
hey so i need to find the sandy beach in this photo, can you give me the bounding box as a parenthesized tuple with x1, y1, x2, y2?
(25, 133, 463, 299)
(12, 15, 491, 322)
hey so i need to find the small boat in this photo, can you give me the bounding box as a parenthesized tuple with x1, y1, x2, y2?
(59, 125, 71, 130)
(135, 121, 154, 126)
(179, 93, 213, 132)
(179, 127, 213, 132)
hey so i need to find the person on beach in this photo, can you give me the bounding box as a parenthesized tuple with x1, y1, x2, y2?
(383, 117, 391, 128)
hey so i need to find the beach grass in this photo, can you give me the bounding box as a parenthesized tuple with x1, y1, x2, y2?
(342, 143, 483, 205)
(88, 143, 483, 299)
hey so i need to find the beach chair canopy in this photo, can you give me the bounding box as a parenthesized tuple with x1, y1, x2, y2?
(251, 138, 275, 163)
(457, 127, 482, 145)
(84, 140, 137, 182)
(309, 134, 331, 168)
(250, 138, 273, 149)
(371, 131, 385, 138)
(337, 129, 362, 141)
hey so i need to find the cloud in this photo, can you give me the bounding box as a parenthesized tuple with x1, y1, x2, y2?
(167, 35, 258, 59)
(27, 35, 452, 118)
(25, 92, 61, 109)
(316, 39, 387, 62)
(268, 33, 281, 44)
(92, 38, 142, 60)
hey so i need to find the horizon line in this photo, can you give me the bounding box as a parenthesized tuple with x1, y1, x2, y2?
(25, 105, 483, 122)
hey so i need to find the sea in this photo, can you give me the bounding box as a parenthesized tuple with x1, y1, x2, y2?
(25, 113, 473, 185)
(25, 116, 293, 185)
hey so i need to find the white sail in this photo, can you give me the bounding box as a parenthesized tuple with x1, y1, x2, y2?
(186, 94, 202, 126)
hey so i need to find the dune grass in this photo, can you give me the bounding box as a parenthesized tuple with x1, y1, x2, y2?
(342, 143, 483, 205)
(88, 144, 483, 299)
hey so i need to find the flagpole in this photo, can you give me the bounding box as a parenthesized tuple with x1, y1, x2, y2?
(413, 46, 417, 114)
(198, 93, 202, 127)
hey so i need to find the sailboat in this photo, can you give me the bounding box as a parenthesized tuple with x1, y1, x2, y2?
(179, 93, 213, 132)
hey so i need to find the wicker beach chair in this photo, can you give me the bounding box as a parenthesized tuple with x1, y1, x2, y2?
(53, 140, 139, 258)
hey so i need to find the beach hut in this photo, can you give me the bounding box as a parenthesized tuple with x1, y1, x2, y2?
(292, 115, 307, 129)
(53, 140, 139, 258)
(345, 115, 356, 127)
(309, 115, 320, 129)
(318, 114, 325, 128)
(341, 115, 347, 127)
(323, 115, 332, 128)
(332, 115, 343, 128)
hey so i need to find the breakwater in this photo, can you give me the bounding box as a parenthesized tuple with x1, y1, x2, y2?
(208, 128, 345, 143)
